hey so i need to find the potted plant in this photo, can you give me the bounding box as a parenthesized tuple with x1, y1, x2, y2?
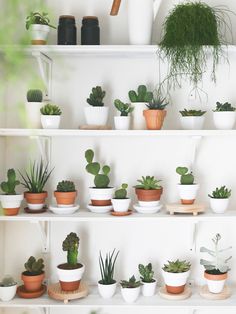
(21, 256, 45, 292)
(114, 99, 133, 130)
(208, 186, 231, 214)
(213, 102, 236, 130)
(200, 233, 231, 294)
(162, 259, 191, 294)
(128, 85, 153, 129)
(176, 167, 199, 205)
(120, 275, 142, 303)
(143, 94, 168, 130)
(0, 276, 17, 302)
(40, 104, 62, 129)
(179, 109, 206, 130)
(85, 149, 114, 207)
(111, 184, 130, 213)
(139, 263, 156, 297)
(26, 12, 56, 45)
(0, 169, 23, 216)
(57, 232, 85, 291)
(135, 176, 163, 206)
(98, 249, 119, 299)
(25, 89, 43, 128)
(19, 160, 53, 211)
(84, 86, 108, 126)
(54, 180, 77, 207)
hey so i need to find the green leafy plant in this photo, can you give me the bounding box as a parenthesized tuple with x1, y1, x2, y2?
(26, 12, 56, 30)
(114, 183, 128, 199)
(0, 276, 17, 287)
(176, 167, 194, 185)
(87, 86, 106, 107)
(114, 99, 134, 116)
(62, 232, 80, 267)
(120, 275, 142, 288)
(27, 89, 43, 103)
(99, 249, 119, 285)
(179, 109, 206, 116)
(85, 149, 111, 188)
(24, 256, 45, 275)
(139, 263, 155, 283)
(56, 180, 76, 192)
(129, 85, 153, 103)
(146, 95, 169, 110)
(200, 233, 232, 274)
(213, 102, 236, 112)
(135, 176, 162, 190)
(1, 169, 20, 195)
(40, 104, 62, 116)
(162, 260, 191, 273)
(208, 186, 231, 199)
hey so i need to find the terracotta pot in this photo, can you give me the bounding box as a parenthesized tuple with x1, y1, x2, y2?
(0, 194, 23, 216)
(21, 272, 45, 292)
(204, 271, 227, 293)
(91, 199, 112, 206)
(135, 188, 163, 202)
(166, 284, 185, 294)
(24, 192, 48, 210)
(143, 110, 167, 130)
(57, 263, 85, 292)
(54, 191, 77, 207)
(3, 208, 20, 216)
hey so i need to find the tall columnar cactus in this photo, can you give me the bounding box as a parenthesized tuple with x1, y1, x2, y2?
(87, 86, 106, 107)
(114, 183, 128, 199)
(1, 169, 20, 195)
(176, 167, 194, 185)
(56, 180, 76, 192)
(24, 256, 45, 275)
(27, 89, 43, 102)
(85, 149, 111, 188)
(62, 232, 80, 266)
(128, 85, 153, 103)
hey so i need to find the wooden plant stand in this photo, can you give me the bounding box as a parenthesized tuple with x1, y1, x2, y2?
(159, 286, 192, 300)
(48, 282, 89, 304)
(166, 203, 205, 216)
(199, 285, 231, 300)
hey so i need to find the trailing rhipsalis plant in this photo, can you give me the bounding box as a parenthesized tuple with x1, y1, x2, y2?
(40, 104, 62, 115)
(114, 99, 134, 116)
(208, 186, 231, 199)
(99, 249, 119, 285)
(62, 232, 80, 266)
(114, 184, 128, 199)
(139, 263, 155, 283)
(179, 109, 206, 116)
(26, 12, 56, 29)
(120, 275, 142, 288)
(56, 180, 76, 192)
(87, 86, 106, 107)
(213, 102, 236, 112)
(24, 256, 45, 275)
(1, 169, 20, 195)
(129, 85, 153, 103)
(27, 89, 43, 102)
(176, 167, 194, 185)
(135, 176, 162, 190)
(163, 260, 191, 273)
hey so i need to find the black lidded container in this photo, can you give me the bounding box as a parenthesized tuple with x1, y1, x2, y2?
(58, 15, 77, 45)
(81, 16, 100, 45)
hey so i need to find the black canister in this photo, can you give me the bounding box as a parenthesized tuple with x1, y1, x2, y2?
(58, 15, 77, 45)
(81, 16, 100, 45)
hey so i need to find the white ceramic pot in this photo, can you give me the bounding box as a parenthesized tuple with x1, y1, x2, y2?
(180, 116, 205, 130)
(162, 270, 190, 288)
(138, 200, 160, 207)
(41, 115, 61, 129)
(141, 280, 156, 297)
(84, 107, 109, 126)
(57, 264, 85, 283)
(131, 102, 147, 129)
(177, 184, 199, 204)
(121, 286, 140, 303)
(0, 194, 23, 210)
(114, 116, 131, 130)
(89, 188, 114, 201)
(210, 198, 229, 214)
(98, 281, 117, 299)
(25, 102, 42, 128)
(213, 112, 236, 130)
(30, 24, 50, 44)
(111, 198, 131, 212)
(0, 284, 17, 301)
(204, 272, 227, 294)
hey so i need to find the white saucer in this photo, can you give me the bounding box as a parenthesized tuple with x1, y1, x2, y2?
(87, 204, 113, 213)
(49, 204, 79, 215)
(133, 203, 162, 214)
(138, 200, 160, 207)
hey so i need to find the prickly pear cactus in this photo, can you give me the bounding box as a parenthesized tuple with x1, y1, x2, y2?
(0, 169, 20, 195)
(114, 183, 128, 199)
(176, 167, 194, 184)
(128, 85, 153, 103)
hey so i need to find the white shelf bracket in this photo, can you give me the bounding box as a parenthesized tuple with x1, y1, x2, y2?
(190, 222, 199, 252)
(30, 221, 50, 253)
(188, 136, 202, 169)
(34, 307, 50, 314)
(189, 309, 197, 314)
(30, 136, 51, 166)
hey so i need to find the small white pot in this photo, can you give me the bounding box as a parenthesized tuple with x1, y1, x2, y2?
(177, 184, 199, 204)
(138, 200, 160, 207)
(210, 198, 229, 214)
(30, 24, 50, 44)
(180, 116, 205, 130)
(141, 280, 156, 297)
(89, 188, 114, 201)
(131, 102, 147, 130)
(114, 116, 131, 130)
(41, 115, 61, 129)
(0, 284, 17, 302)
(84, 107, 109, 126)
(98, 281, 117, 299)
(213, 112, 236, 130)
(0, 194, 23, 209)
(25, 102, 42, 128)
(162, 270, 190, 287)
(121, 286, 140, 303)
(111, 198, 131, 212)
(57, 264, 85, 283)
(204, 272, 227, 294)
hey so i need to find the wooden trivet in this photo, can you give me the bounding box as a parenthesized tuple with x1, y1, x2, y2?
(48, 282, 88, 304)
(17, 285, 46, 299)
(199, 285, 231, 300)
(159, 286, 192, 300)
(24, 206, 47, 214)
(79, 125, 112, 130)
(166, 203, 205, 216)
(111, 210, 132, 216)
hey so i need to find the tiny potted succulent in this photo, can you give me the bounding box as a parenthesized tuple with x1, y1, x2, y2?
(25, 89, 43, 128)
(22, 256, 45, 292)
(26, 12, 56, 45)
(111, 184, 130, 213)
(213, 102, 236, 130)
(0, 169, 23, 216)
(139, 263, 156, 297)
(128, 85, 153, 129)
(19, 160, 53, 211)
(179, 109, 206, 130)
(162, 259, 191, 294)
(54, 180, 77, 207)
(135, 176, 163, 206)
(57, 232, 85, 291)
(120, 275, 142, 303)
(98, 249, 119, 299)
(40, 104, 62, 129)
(0, 276, 17, 302)
(176, 167, 199, 205)
(84, 86, 108, 126)
(200, 233, 231, 294)
(208, 186, 231, 214)
(114, 99, 134, 130)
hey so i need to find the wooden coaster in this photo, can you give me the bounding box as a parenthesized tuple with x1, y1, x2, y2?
(48, 282, 88, 304)
(199, 285, 231, 300)
(31, 40, 46, 45)
(111, 210, 132, 216)
(79, 125, 112, 130)
(159, 286, 192, 300)
(24, 206, 47, 214)
(166, 203, 205, 216)
(17, 285, 46, 299)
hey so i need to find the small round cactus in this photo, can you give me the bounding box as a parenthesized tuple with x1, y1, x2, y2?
(56, 180, 76, 192)
(27, 89, 43, 102)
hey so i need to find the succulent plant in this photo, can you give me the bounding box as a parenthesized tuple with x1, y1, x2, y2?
(120, 275, 142, 288)
(135, 176, 162, 190)
(40, 104, 62, 116)
(27, 89, 43, 102)
(56, 180, 76, 192)
(179, 109, 206, 116)
(146, 95, 169, 110)
(114, 99, 134, 116)
(114, 183, 128, 199)
(162, 259, 191, 273)
(99, 249, 119, 285)
(176, 167, 194, 185)
(62, 232, 80, 266)
(87, 86, 106, 107)
(85, 149, 111, 188)
(200, 233, 232, 274)
(208, 186, 231, 199)
(24, 256, 45, 275)
(26, 12, 56, 30)
(128, 85, 153, 103)
(213, 102, 236, 112)
(1, 169, 20, 195)
(139, 263, 154, 283)
(0, 276, 17, 287)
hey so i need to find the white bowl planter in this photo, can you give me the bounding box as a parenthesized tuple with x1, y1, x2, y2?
(30, 24, 50, 44)
(121, 286, 140, 303)
(111, 198, 131, 212)
(98, 281, 117, 299)
(84, 107, 109, 126)
(210, 198, 229, 214)
(177, 184, 199, 204)
(138, 200, 160, 207)
(131, 102, 147, 129)
(41, 115, 61, 129)
(213, 112, 236, 130)
(141, 280, 156, 297)
(0, 194, 23, 214)
(162, 270, 190, 294)
(180, 116, 205, 130)
(0, 284, 17, 301)
(114, 116, 131, 130)
(25, 102, 42, 128)
(89, 188, 114, 202)
(204, 271, 227, 294)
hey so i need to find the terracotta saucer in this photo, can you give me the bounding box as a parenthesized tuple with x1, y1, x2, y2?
(111, 210, 132, 216)
(17, 285, 46, 298)
(24, 206, 47, 214)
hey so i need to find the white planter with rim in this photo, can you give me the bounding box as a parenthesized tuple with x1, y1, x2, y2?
(98, 281, 117, 299)
(180, 116, 205, 130)
(111, 198, 131, 212)
(138, 200, 160, 207)
(210, 198, 229, 214)
(0, 284, 17, 302)
(121, 286, 140, 303)
(131, 102, 147, 129)
(213, 112, 236, 130)
(25, 102, 42, 128)
(57, 264, 85, 283)
(30, 24, 50, 44)
(89, 188, 114, 201)
(204, 272, 227, 294)
(0, 194, 23, 210)
(141, 280, 156, 297)
(114, 116, 131, 130)
(41, 115, 61, 129)
(84, 107, 109, 126)
(177, 184, 199, 204)
(162, 270, 190, 288)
